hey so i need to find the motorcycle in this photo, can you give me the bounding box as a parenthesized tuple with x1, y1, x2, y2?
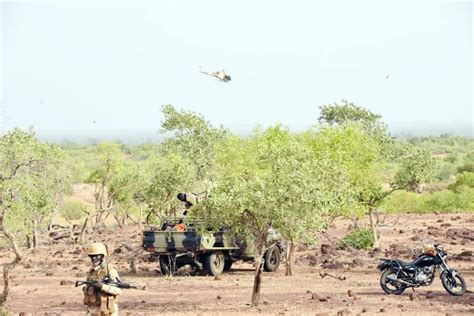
(377, 243, 466, 296)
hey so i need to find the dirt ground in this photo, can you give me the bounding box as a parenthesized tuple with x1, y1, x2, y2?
(2, 212, 474, 316)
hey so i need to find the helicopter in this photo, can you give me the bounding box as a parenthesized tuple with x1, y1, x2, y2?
(199, 66, 231, 82)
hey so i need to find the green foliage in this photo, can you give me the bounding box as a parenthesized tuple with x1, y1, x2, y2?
(202, 126, 328, 244)
(340, 228, 375, 250)
(435, 162, 457, 181)
(85, 143, 126, 185)
(0, 128, 68, 252)
(380, 188, 474, 213)
(318, 100, 382, 126)
(425, 189, 474, 212)
(445, 153, 459, 164)
(143, 153, 196, 216)
(393, 144, 437, 191)
(160, 104, 226, 180)
(379, 191, 428, 213)
(457, 162, 474, 174)
(62, 200, 87, 221)
(303, 125, 377, 218)
(449, 172, 474, 191)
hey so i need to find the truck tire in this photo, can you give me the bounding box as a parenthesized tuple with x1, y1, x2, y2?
(159, 255, 177, 275)
(263, 246, 280, 272)
(203, 251, 225, 276)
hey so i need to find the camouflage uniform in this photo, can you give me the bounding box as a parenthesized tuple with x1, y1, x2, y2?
(83, 243, 121, 316)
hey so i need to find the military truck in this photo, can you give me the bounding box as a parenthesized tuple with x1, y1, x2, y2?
(143, 218, 284, 276)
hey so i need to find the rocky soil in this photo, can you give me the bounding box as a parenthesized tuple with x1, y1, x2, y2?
(2, 212, 474, 315)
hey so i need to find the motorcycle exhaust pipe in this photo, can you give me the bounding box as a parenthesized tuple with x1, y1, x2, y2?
(386, 275, 416, 287)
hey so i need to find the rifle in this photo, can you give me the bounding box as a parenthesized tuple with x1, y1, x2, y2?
(75, 277, 137, 289)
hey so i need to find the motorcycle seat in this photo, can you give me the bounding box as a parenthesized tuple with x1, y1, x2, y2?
(393, 259, 414, 267)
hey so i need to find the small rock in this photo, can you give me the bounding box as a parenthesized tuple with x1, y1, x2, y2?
(45, 271, 54, 276)
(61, 301, 66, 305)
(214, 275, 222, 281)
(337, 309, 352, 316)
(361, 307, 367, 313)
(399, 229, 405, 234)
(347, 289, 355, 297)
(216, 295, 221, 299)
(397, 304, 403, 308)
(306, 290, 312, 293)
(379, 308, 385, 313)
(23, 263, 32, 269)
(141, 300, 146, 304)
(72, 248, 82, 255)
(409, 292, 418, 300)
(59, 280, 74, 286)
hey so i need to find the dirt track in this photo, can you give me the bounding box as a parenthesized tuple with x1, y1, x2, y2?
(3, 213, 474, 315)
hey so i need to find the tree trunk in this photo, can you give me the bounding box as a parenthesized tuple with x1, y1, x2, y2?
(26, 236, 33, 249)
(32, 218, 39, 249)
(252, 254, 264, 306)
(285, 241, 294, 276)
(130, 258, 137, 274)
(79, 217, 89, 243)
(251, 231, 268, 307)
(138, 205, 143, 229)
(368, 208, 379, 248)
(3, 230, 23, 263)
(0, 259, 19, 310)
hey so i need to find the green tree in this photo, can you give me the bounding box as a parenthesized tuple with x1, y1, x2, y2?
(198, 126, 329, 306)
(85, 143, 127, 229)
(0, 128, 67, 306)
(315, 103, 436, 247)
(142, 153, 196, 223)
(160, 104, 226, 181)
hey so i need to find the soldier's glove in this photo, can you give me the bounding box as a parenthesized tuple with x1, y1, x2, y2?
(93, 281, 104, 290)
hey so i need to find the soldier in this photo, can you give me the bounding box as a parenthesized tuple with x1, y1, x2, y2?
(83, 242, 121, 316)
(177, 192, 199, 216)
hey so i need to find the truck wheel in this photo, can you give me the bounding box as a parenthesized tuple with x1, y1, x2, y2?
(203, 251, 225, 276)
(224, 259, 233, 271)
(159, 255, 177, 275)
(264, 246, 280, 272)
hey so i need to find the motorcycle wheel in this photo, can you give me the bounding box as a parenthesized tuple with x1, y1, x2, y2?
(441, 270, 466, 296)
(380, 268, 407, 295)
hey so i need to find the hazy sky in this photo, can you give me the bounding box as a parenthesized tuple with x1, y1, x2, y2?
(1, 0, 473, 140)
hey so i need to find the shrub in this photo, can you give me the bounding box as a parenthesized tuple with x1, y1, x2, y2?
(379, 191, 427, 214)
(61, 200, 87, 221)
(457, 163, 474, 174)
(435, 163, 457, 181)
(449, 172, 474, 191)
(340, 228, 374, 250)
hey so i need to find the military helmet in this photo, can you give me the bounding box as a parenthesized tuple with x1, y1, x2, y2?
(88, 242, 108, 256)
(177, 193, 187, 202)
(423, 243, 436, 256)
